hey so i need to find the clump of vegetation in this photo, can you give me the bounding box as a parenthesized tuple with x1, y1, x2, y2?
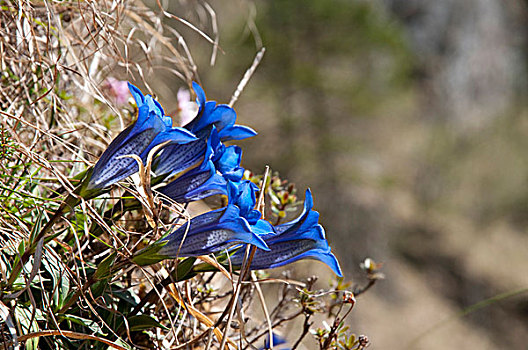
(0, 1, 380, 349)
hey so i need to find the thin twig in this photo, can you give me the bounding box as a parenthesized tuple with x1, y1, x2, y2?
(291, 313, 313, 350)
(229, 47, 266, 107)
(252, 271, 274, 349)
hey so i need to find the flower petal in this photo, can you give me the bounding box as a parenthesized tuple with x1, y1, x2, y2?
(218, 125, 257, 141)
(154, 127, 211, 177)
(128, 82, 145, 106)
(274, 189, 315, 235)
(192, 81, 206, 112)
(154, 139, 207, 177)
(216, 146, 242, 175)
(227, 188, 342, 277)
(299, 249, 343, 277)
(250, 219, 275, 236)
(210, 105, 237, 131)
(186, 101, 217, 133)
(141, 127, 197, 159)
(227, 180, 261, 222)
(88, 83, 190, 189)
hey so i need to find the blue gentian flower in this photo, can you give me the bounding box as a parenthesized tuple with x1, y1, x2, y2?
(157, 159, 227, 204)
(87, 83, 196, 190)
(185, 82, 257, 142)
(227, 180, 262, 224)
(155, 127, 227, 203)
(215, 145, 244, 181)
(153, 81, 252, 185)
(154, 124, 245, 183)
(153, 83, 252, 178)
(157, 204, 269, 257)
(209, 127, 244, 182)
(228, 190, 343, 277)
(152, 127, 209, 178)
(225, 178, 275, 236)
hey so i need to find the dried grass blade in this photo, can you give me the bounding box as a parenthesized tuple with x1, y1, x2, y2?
(167, 284, 234, 349)
(197, 255, 232, 281)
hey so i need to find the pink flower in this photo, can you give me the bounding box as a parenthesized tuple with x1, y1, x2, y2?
(176, 88, 198, 127)
(103, 77, 130, 106)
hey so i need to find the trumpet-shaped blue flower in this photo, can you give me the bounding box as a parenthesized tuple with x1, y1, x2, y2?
(228, 189, 343, 277)
(157, 204, 269, 257)
(209, 127, 245, 182)
(153, 127, 210, 178)
(153, 105, 248, 181)
(225, 178, 275, 237)
(153, 80, 253, 183)
(156, 125, 245, 181)
(154, 126, 239, 203)
(227, 180, 261, 224)
(185, 82, 257, 142)
(87, 83, 196, 190)
(157, 158, 227, 203)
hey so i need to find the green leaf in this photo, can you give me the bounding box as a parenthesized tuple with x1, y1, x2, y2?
(15, 305, 43, 350)
(112, 337, 133, 350)
(94, 252, 117, 279)
(76, 167, 109, 200)
(172, 257, 197, 281)
(12, 258, 38, 290)
(41, 250, 70, 310)
(127, 315, 167, 332)
(28, 211, 44, 245)
(16, 238, 26, 261)
(112, 289, 138, 307)
(62, 314, 105, 335)
(131, 241, 169, 266)
(192, 262, 221, 274)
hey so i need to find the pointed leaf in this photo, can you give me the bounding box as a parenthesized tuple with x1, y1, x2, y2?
(94, 252, 117, 279)
(128, 315, 168, 331)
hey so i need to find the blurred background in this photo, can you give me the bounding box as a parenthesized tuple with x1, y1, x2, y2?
(152, 0, 528, 348)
